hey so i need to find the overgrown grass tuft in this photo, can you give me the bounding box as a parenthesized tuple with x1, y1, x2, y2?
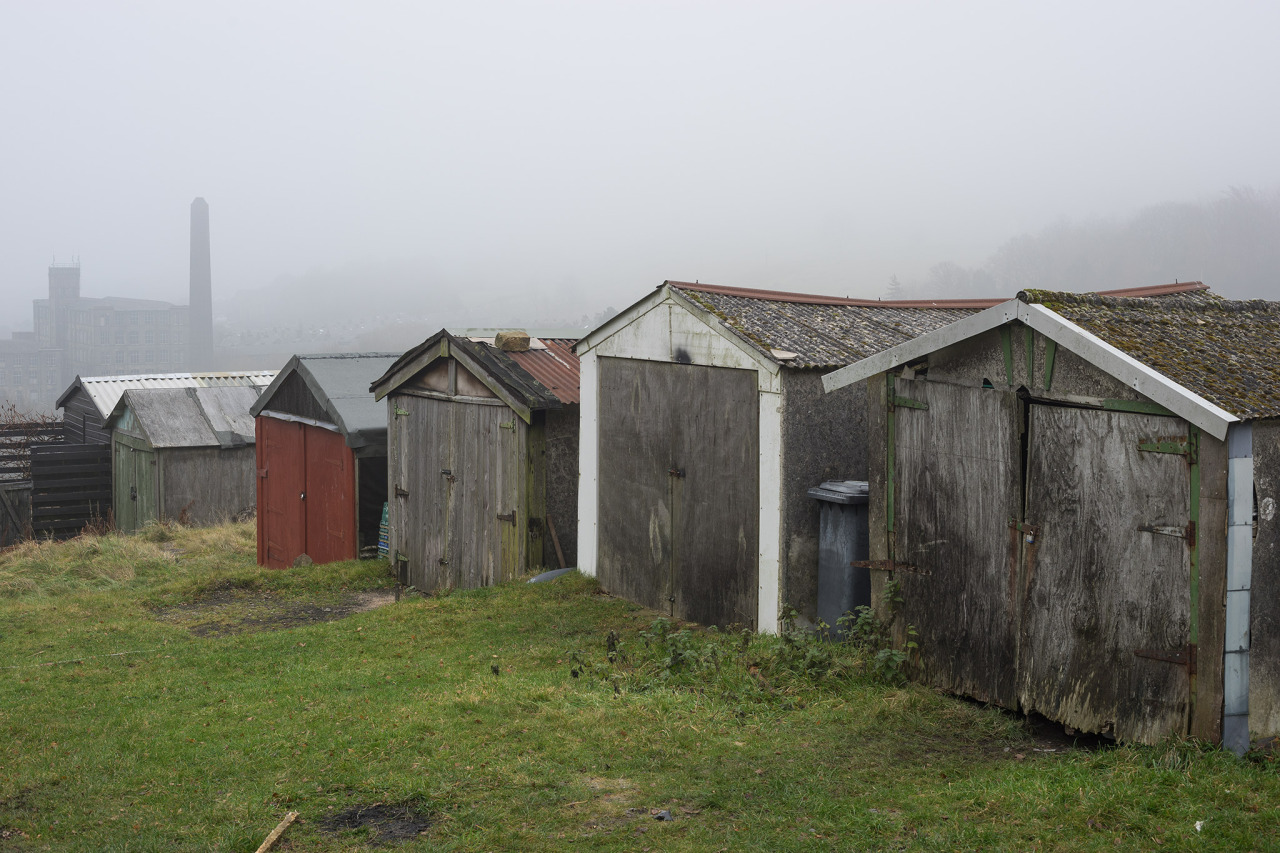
(0, 531, 176, 597)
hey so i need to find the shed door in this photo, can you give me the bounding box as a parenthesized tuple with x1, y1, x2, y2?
(892, 378, 1023, 706)
(113, 437, 158, 534)
(257, 417, 305, 568)
(303, 425, 356, 565)
(597, 358, 759, 629)
(1018, 405, 1193, 742)
(393, 395, 525, 592)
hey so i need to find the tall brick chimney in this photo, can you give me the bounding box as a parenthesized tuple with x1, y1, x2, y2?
(189, 197, 214, 370)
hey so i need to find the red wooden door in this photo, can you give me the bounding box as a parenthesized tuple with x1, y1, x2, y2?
(257, 417, 306, 568)
(303, 425, 356, 565)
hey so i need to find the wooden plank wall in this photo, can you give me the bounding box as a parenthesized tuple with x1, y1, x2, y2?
(0, 481, 32, 547)
(30, 443, 112, 539)
(160, 446, 256, 526)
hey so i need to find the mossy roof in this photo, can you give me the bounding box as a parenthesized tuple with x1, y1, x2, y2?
(1022, 289, 1280, 419)
(674, 287, 978, 369)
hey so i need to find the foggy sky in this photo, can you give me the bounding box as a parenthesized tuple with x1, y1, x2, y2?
(3, 1, 1279, 330)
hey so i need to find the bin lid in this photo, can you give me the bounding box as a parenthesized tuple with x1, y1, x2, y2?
(807, 480, 869, 505)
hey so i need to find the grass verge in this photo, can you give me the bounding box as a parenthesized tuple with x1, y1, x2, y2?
(1, 523, 1277, 851)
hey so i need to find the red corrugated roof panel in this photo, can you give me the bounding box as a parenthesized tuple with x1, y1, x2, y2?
(508, 338, 581, 405)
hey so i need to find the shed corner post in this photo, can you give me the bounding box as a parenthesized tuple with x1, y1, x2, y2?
(1224, 421, 1254, 756)
(577, 350, 599, 577)
(756, 382, 783, 635)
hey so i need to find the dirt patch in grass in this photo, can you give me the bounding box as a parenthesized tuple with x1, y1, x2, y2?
(316, 802, 432, 846)
(155, 586, 396, 636)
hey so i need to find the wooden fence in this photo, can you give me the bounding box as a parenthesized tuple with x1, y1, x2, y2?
(30, 443, 112, 539)
(0, 481, 32, 548)
(0, 423, 65, 481)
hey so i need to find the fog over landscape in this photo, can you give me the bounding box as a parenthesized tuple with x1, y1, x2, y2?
(2, 1, 1279, 337)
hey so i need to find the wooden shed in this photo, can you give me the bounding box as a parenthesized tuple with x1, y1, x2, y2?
(105, 385, 260, 531)
(575, 280, 1210, 634)
(370, 330, 580, 592)
(57, 370, 277, 444)
(823, 286, 1280, 750)
(251, 353, 398, 568)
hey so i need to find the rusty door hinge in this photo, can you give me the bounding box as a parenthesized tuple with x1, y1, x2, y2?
(1137, 524, 1191, 539)
(668, 468, 685, 478)
(257, 467, 268, 479)
(1134, 644, 1197, 674)
(441, 469, 456, 484)
(496, 511, 516, 524)
(499, 421, 515, 430)
(395, 485, 409, 498)
(852, 559, 928, 575)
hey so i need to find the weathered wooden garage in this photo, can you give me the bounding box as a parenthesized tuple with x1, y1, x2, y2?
(370, 330, 580, 592)
(576, 280, 1211, 633)
(823, 286, 1280, 750)
(251, 353, 398, 568)
(105, 385, 260, 531)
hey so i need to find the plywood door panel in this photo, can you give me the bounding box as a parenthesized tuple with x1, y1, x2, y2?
(393, 395, 451, 591)
(597, 358, 676, 615)
(258, 417, 305, 568)
(597, 357, 759, 628)
(893, 378, 1022, 706)
(672, 364, 759, 630)
(304, 425, 355, 564)
(1018, 405, 1192, 743)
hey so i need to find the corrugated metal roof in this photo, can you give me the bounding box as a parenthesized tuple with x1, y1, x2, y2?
(57, 370, 278, 418)
(668, 280, 1212, 370)
(370, 331, 580, 409)
(251, 353, 400, 446)
(1024, 289, 1280, 420)
(107, 385, 260, 449)
(507, 339, 581, 405)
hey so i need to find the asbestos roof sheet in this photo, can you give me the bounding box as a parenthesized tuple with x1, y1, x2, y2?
(253, 353, 400, 445)
(1024, 288, 1280, 420)
(57, 370, 278, 418)
(109, 385, 260, 449)
(668, 280, 1211, 370)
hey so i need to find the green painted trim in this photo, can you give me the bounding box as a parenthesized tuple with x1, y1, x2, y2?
(1102, 399, 1176, 417)
(1043, 340, 1057, 391)
(892, 396, 928, 410)
(1188, 423, 1201, 716)
(999, 326, 1014, 386)
(1024, 326, 1034, 387)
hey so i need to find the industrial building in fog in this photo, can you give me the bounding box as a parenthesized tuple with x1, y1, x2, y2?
(0, 198, 216, 412)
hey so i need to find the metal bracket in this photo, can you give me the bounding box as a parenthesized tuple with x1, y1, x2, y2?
(1138, 436, 1190, 455)
(1137, 524, 1190, 539)
(668, 468, 685, 478)
(499, 421, 515, 431)
(394, 406, 410, 417)
(852, 559, 928, 575)
(395, 485, 409, 498)
(496, 511, 516, 524)
(890, 396, 928, 411)
(1134, 644, 1197, 674)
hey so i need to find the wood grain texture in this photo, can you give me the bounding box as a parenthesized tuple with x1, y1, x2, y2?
(1249, 418, 1280, 737)
(596, 357, 759, 629)
(893, 378, 1022, 706)
(1018, 405, 1191, 743)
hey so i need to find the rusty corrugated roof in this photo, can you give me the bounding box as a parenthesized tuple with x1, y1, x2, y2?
(668, 280, 1211, 370)
(1023, 288, 1280, 420)
(507, 339, 581, 405)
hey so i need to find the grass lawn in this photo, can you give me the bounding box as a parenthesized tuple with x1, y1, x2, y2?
(1, 522, 1277, 851)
